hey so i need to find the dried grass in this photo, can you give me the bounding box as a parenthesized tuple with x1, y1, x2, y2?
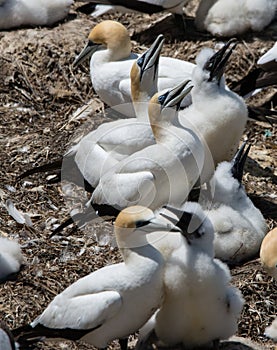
(0, 1, 276, 349)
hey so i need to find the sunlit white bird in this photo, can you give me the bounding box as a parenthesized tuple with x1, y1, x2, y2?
(73, 20, 195, 113)
(260, 227, 277, 280)
(137, 201, 244, 349)
(0, 237, 23, 282)
(195, 0, 277, 37)
(202, 143, 267, 264)
(90, 80, 204, 211)
(178, 39, 248, 183)
(78, 0, 189, 28)
(19, 34, 165, 194)
(0, 0, 73, 30)
(13, 206, 182, 349)
(260, 227, 277, 342)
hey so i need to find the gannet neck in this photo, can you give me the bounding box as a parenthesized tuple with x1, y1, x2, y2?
(148, 99, 175, 143)
(88, 20, 131, 62)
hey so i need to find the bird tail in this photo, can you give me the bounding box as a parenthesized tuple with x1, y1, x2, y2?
(12, 324, 44, 349)
(50, 203, 120, 237)
(17, 159, 63, 181)
(247, 105, 277, 125)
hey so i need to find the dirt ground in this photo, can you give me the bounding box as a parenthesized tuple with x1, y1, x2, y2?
(0, 1, 276, 349)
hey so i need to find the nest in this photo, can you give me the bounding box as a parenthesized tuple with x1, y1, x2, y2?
(0, 1, 276, 349)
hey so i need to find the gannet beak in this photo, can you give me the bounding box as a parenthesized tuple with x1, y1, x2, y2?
(137, 34, 165, 81)
(138, 216, 182, 233)
(73, 40, 101, 67)
(204, 38, 237, 82)
(231, 141, 251, 184)
(160, 206, 203, 243)
(158, 79, 193, 110)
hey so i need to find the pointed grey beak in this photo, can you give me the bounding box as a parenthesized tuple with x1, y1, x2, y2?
(158, 79, 193, 110)
(136, 34, 164, 81)
(231, 142, 251, 183)
(73, 40, 101, 67)
(204, 38, 237, 82)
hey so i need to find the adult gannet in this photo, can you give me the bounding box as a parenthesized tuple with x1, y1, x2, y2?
(137, 201, 244, 349)
(260, 227, 277, 280)
(178, 39, 248, 183)
(90, 80, 204, 211)
(19, 33, 165, 191)
(195, 0, 277, 37)
(80, 0, 189, 28)
(73, 20, 195, 112)
(231, 41, 277, 99)
(260, 227, 277, 342)
(0, 0, 73, 30)
(13, 206, 181, 349)
(0, 237, 23, 282)
(202, 143, 267, 264)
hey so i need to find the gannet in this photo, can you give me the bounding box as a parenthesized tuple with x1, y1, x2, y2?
(73, 20, 195, 113)
(19, 33, 165, 192)
(260, 227, 277, 342)
(0, 237, 23, 282)
(178, 39, 248, 183)
(232, 41, 277, 99)
(81, 0, 189, 28)
(202, 143, 267, 264)
(260, 227, 277, 280)
(90, 80, 204, 211)
(0, 0, 73, 30)
(13, 206, 182, 349)
(137, 202, 244, 349)
(195, 0, 277, 37)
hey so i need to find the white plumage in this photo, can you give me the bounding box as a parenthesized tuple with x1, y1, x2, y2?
(71, 34, 164, 188)
(0, 237, 23, 282)
(258, 41, 277, 70)
(202, 144, 267, 264)
(0, 0, 73, 29)
(90, 81, 204, 210)
(83, 0, 189, 17)
(179, 41, 248, 183)
(15, 206, 181, 348)
(137, 202, 244, 349)
(73, 20, 195, 114)
(0, 321, 18, 350)
(195, 0, 277, 37)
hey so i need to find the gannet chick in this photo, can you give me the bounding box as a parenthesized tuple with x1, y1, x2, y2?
(195, 0, 277, 37)
(0, 0, 73, 30)
(0, 237, 23, 282)
(13, 206, 181, 349)
(260, 227, 277, 280)
(137, 202, 244, 349)
(73, 20, 195, 112)
(202, 143, 267, 264)
(179, 39, 248, 183)
(91, 80, 204, 211)
(260, 227, 277, 342)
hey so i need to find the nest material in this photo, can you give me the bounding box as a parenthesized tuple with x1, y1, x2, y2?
(0, 1, 276, 349)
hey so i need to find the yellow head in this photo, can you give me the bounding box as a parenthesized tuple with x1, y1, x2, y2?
(260, 227, 277, 280)
(88, 20, 131, 59)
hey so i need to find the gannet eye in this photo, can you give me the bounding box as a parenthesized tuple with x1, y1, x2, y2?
(158, 92, 169, 105)
(136, 220, 151, 228)
(137, 56, 144, 67)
